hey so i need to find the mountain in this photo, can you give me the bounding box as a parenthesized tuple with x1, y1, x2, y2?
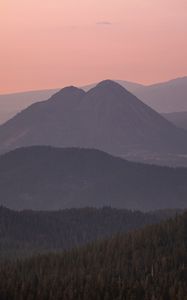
(0, 80, 187, 165)
(135, 76, 187, 113)
(0, 212, 186, 299)
(1, 146, 187, 211)
(0, 206, 178, 259)
(0, 77, 187, 125)
(0, 80, 143, 124)
(163, 111, 187, 130)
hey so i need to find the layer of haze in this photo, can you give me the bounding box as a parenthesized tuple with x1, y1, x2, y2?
(0, 0, 187, 93)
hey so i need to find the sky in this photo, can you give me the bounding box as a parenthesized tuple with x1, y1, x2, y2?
(0, 0, 187, 93)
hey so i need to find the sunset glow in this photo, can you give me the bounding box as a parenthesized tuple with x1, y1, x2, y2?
(0, 0, 187, 93)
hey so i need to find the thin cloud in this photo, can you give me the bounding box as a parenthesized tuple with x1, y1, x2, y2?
(96, 21, 112, 26)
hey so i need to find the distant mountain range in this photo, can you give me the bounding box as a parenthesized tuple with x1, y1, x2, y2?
(1, 146, 187, 211)
(0, 76, 187, 124)
(133, 76, 187, 113)
(163, 111, 187, 130)
(0, 80, 187, 165)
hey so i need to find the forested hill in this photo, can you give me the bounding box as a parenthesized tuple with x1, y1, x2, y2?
(1, 146, 187, 211)
(0, 206, 180, 259)
(0, 212, 186, 300)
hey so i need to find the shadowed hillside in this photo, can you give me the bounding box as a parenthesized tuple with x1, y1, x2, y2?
(0, 146, 187, 210)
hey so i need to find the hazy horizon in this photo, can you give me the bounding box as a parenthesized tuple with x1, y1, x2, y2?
(0, 75, 187, 95)
(1, 0, 187, 93)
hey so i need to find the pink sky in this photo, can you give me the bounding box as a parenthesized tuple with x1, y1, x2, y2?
(0, 0, 187, 93)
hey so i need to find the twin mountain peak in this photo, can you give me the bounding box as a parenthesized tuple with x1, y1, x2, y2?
(0, 79, 187, 166)
(53, 80, 135, 99)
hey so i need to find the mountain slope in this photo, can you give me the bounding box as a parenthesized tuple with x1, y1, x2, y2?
(0, 80, 187, 165)
(0, 212, 186, 299)
(0, 86, 86, 149)
(163, 111, 187, 130)
(84, 77, 187, 113)
(1, 146, 187, 210)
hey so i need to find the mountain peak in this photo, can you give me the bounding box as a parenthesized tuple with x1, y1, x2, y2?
(96, 80, 124, 89)
(94, 80, 132, 97)
(51, 86, 85, 100)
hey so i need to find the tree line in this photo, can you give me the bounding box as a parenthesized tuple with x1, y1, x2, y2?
(0, 206, 180, 259)
(0, 212, 186, 299)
